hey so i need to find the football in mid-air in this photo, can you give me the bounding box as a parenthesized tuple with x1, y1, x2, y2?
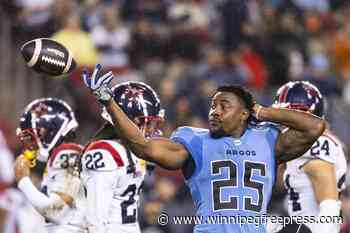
(21, 38, 76, 76)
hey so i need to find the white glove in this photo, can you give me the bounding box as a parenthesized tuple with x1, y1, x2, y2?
(82, 64, 114, 104)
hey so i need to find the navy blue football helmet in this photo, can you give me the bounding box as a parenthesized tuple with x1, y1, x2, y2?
(17, 98, 78, 162)
(102, 81, 164, 137)
(273, 81, 325, 117)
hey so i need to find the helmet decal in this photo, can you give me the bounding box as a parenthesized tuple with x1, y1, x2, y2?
(273, 81, 324, 118)
(102, 81, 164, 137)
(17, 98, 78, 161)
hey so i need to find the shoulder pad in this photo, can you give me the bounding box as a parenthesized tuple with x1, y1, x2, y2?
(303, 135, 340, 164)
(48, 143, 83, 168)
(82, 140, 126, 170)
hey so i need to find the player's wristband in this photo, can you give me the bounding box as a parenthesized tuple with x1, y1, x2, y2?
(319, 199, 341, 217)
(255, 105, 263, 120)
(313, 199, 342, 233)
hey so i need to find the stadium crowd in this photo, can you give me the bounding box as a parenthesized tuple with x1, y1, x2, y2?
(1, 0, 350, 232)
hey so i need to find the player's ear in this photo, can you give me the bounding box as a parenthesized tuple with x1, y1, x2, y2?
(241, 109, 249, 122)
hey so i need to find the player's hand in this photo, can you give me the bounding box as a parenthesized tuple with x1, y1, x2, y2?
(14, 155, 31, 183)
(271, 102, 290, 109)
(82, 64, 114, 104)
(252, 103, 263, 120)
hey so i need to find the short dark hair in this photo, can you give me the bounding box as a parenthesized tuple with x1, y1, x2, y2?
(215, 85, 255, 112)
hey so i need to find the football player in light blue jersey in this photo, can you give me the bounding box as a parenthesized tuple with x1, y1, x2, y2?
(81, 64, 326, 233)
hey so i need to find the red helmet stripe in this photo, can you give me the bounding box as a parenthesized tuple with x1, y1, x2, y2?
(279, 86, 290, 104)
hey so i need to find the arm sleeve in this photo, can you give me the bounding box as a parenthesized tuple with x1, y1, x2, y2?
(299, 136, 338, 168)
(18, 177, 66, 212)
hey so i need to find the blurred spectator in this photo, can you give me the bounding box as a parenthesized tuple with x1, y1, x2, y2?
(292, 0, 330, 12)
(218, 0, 247, 50)
(236, 43, 268, 90)
(198, 46, 243, 86)
(81, 0, 104, 31)
(51, 0, 80, 32)
(91, 4, 130, 69)
(120, 0, 168, 23)
(129, 18, 167, 69)
(139, 196, 169, 233)
(138, 0, 168, 23)
(167, 0, 210, 61)
(303, 38, 340, 96)
(52, 12, 100, 67)
(333, 23, 350, 78)
(14, 0, 54, 42)
(168, 0, 209, 31)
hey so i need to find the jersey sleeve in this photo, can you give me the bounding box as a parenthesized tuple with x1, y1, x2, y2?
(261, 124, 280, 183)
(170, 127, 204, 178)
(82, 140, 125, 171)
(48, 143, 83, 170)
(301, 135, 339, 165)
(266, 124, 281, 142)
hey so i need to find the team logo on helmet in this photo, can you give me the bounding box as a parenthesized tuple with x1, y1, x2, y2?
(273, 81, 324, 117)
(102, 81, 164, 137)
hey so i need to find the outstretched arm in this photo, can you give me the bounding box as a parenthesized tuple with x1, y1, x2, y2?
(254, 105, 326, 164)
(105, 100, 189, 170)
(82, 65, 189, 170)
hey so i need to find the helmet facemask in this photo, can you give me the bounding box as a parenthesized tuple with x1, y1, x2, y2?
(17, 98, 78, 165)
(101, 107, 165, 138)
(135, 115, 164, 138)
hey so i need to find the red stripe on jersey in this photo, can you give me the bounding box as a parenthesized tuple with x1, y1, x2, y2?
(49, 143, 83, 167)
(323, 133, 339, 147)
(85, 141, 124, 166)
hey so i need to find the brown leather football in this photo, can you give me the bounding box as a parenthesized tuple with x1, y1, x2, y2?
(21, 38, 76, 76)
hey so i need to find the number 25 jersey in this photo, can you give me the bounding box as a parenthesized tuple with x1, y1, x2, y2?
(171, 125, 280, 233)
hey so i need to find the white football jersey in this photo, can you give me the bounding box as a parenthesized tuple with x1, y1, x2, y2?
(283, 130, 347, 217)
(41, 143, 87, 232)
(81, 140, 146, 233)
(0, 130, 14, 185)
